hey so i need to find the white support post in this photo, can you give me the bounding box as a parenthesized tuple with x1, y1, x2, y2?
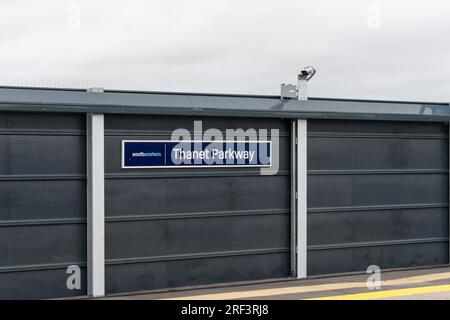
(297, 79, 308, 100)
(86, 113, 105, 297)
(296, 119, 307, 278)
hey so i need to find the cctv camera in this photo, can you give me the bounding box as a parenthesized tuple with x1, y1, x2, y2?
(299, 66, 316, 81)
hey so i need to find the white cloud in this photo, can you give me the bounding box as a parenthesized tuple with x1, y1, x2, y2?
(1, 0, 449, 101)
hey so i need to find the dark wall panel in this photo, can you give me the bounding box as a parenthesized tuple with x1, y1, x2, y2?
(104, 115, 290, 294)
(0, 267, 87, 300)
(106, 176, 289, 216)
(106, 214, 289, 259)
(106, 253, 289, 294)
(0, 180, 86, 221)
(308, 208, 448, 245)
(308, 138, 448, 170)
(0, 112, 87, 299)
(0, 224, 86, 266)
(308, 242, 448, 275)
(308, 174, 448, 208)
(0, 135, 85, 175)
(307, 119, 449, 275)
(308, 120, 448, 136)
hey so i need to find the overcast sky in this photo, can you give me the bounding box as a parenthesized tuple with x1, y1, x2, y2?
(1, 0, 449, 101)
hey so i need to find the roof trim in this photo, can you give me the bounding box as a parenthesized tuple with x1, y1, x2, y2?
(0, 85, 448, 105)
(0, 86, 448, 122)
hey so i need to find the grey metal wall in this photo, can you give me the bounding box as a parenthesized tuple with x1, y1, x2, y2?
(3, 110, 448, 299)
(104, 115, 291, 294)
(307, 120, 449, 275)
(0, 112, 87, 299)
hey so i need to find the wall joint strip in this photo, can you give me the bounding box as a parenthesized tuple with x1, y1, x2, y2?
(296, 119, 307, 279)
(86, 113, 105, 297)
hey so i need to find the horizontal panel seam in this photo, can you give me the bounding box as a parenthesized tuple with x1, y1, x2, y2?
(105, 131, 290, 137)
(0, 210, 290, 226)
(308, 203, 449, 213)
(308, 169, 449, 175)
(105, 171, 290, 178)
(0, 218, 87, 227)
(308, 133, 448, 139)
(106, 209, 290, 222)
(0, 131, 85, 136)
(308, 237, 449, 251)
(105, 247, 290, 266)
(0, 174, 86, 181)
(0, 261, 87, 273)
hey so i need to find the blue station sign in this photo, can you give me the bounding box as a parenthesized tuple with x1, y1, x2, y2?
(122, 140, 272, 168)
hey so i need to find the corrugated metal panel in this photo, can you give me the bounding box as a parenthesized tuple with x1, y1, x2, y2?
(0, 112, 87, 299)
(104, 115, 291, 294)
(307, 120, 449, 275)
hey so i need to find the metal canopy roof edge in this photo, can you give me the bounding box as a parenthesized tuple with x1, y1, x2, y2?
(0, 86, 448, 122)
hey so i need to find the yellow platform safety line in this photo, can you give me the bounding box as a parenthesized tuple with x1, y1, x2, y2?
(307, 284, 450, 300)
(163, 271, 450, 300)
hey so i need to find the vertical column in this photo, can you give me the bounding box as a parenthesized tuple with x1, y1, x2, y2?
(297, 79, 308, 100)
(296, 119, 307, 278)
(86, 113, 105, 297)
(290, 120, 297, 276)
